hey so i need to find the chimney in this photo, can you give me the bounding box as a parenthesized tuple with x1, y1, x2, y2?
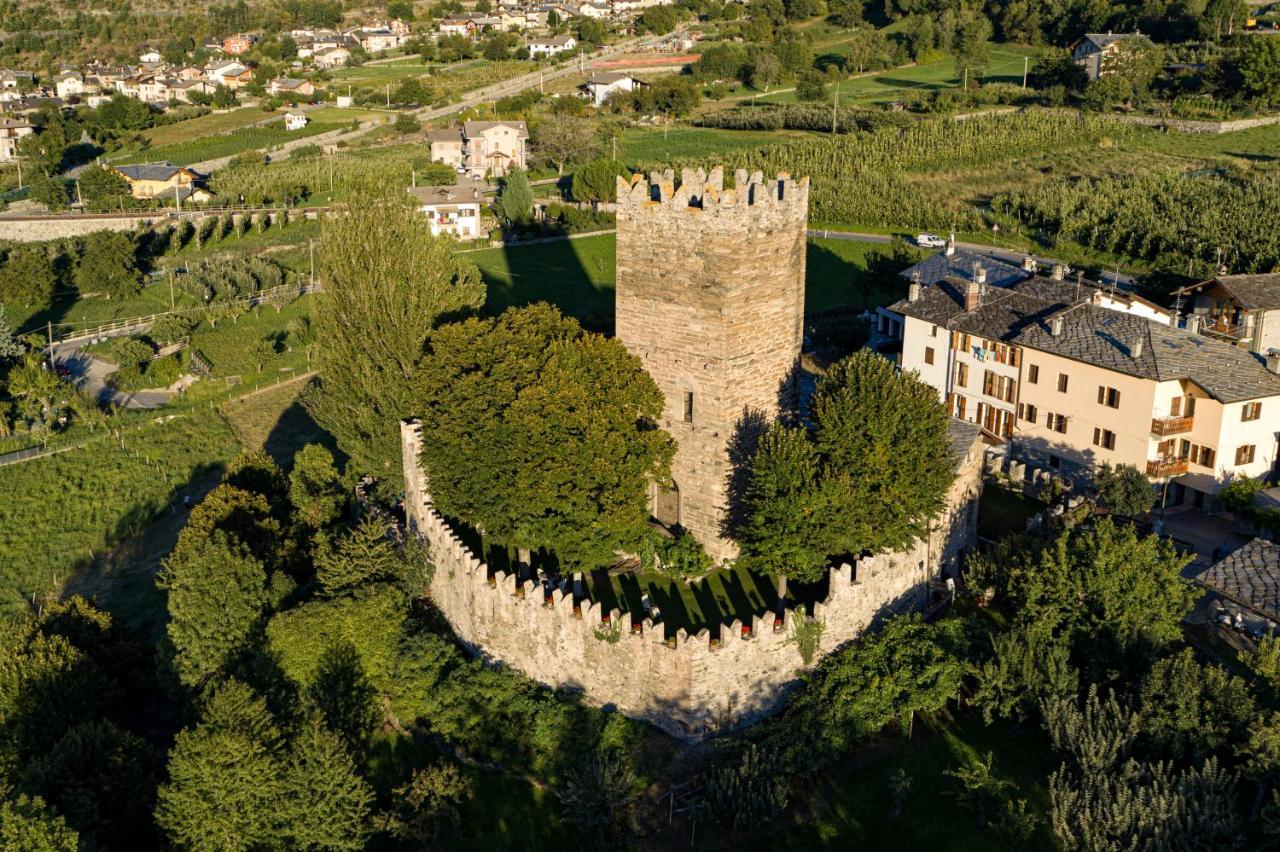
(1022, 255, 1037, 272)
(964, 279, 981, 312)
(944, 235, 956, 257)
(1267, 349, 1280, 375)
(1131, 337, 1144, 358)
(1051, 262, 1066, 281)
(908, 281, 921, 302)
(1050, 316, 1064, 337)
(975, 266, 988, 285)
(1185, 314, 1201, 335)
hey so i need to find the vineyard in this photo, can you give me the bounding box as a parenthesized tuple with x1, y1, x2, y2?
(117, 120, 345, 167)
(429, 60, 536, 100)
(993, 169, 1280, 274)
(208, 144, 429, 204)
(646, 110, 1129, 230)
(695, 104, 912, 134)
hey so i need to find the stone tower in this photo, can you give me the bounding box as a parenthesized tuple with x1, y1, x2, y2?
(615, 167, 809, 563)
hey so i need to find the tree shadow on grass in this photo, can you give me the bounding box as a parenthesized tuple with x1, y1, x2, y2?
(63, 460, 227, 643)
(262, 398, 342, 471)
(484, 236, 615, 334)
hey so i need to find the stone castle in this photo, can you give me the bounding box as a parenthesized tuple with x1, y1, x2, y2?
(400, 167, 984, 740)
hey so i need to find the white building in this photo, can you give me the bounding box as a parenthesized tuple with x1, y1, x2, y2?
(580, 71, 643, 106)
(409, 183, 484, 238)
(284, 112, 309, 131)
(529, 34, 577, 58)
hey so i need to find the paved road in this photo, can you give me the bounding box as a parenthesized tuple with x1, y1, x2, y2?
(52, 337, 175, 410)
(809, 228, 1136, 287)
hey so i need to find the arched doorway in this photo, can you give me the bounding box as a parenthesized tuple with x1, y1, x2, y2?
(654, 482, 679, 528)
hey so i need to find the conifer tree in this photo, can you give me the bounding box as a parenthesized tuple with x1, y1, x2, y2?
(281, 720, 374, 851)
(155, 681, 286, 849)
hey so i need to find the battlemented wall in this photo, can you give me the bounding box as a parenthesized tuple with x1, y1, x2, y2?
(402, 419, 984, 742)
(614, 168, 809, 563)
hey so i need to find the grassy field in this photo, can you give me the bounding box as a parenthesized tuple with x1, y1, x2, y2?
(773, 709, 1057, 850)
(328, 58, 439, 87)
(119, 120, 344, 166)
(978, 483, 1046, 539)
(0, 412, 241, 623)
(142, 107, 281, 148)
(468, 234, 892, 329)
(219, 374, 335, 469)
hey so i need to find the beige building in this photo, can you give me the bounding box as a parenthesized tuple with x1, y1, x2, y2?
(0, 117, 34, 162)
(891, 272, 1280, 509)
(429, 120, 528, 178)
(112, 162, 213, 203)
(1070, 32, 1148, 81)
(1176, 273, 1280, 356)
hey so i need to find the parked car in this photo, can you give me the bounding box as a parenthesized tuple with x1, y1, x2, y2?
(916, 233, 946, 248)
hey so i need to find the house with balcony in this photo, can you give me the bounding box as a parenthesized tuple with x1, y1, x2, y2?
(891, 273, 1280, 510)
(1176, 273, 1280, 356)
(222, 34, 258, 56)
(580, 71, 643, 106)
(408, 182, 486, 238)
(268, 78, 318, 99)
(429, 120, 528, 178)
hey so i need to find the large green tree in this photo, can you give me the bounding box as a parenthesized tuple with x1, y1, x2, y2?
(74, 231, 142, 300)
(571, 159, 628, 204)
(499, 167, 533, 225)
(158, 531, 270, 687)
(1226, 36, 1280, 106)
(304, 189, 485, 487)
(289, 443, 346, 529)
(1, 246, 58, 307)
(740, 349, 953, 581)
(1093, 462, 1155, 519)
(417, 304, 673, 568)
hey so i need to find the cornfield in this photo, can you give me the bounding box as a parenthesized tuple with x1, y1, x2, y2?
(993, 169, 1280, 273)
(209, 145, 428, 206)
(643, 110, 1128, 230)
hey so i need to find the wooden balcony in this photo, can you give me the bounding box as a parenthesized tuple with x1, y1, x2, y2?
(1147, 457, 1188, 478)
(1151, 415, 1194, 437)
(1201, 319, 1249, 341)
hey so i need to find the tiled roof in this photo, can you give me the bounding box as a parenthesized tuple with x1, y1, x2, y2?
(891, 275, 1280, 403)
(408, 183, 486, 204)
(1197, 539, 1280, 620)
(899, 248, 1031, 290)
(584, 71, 633, 86)
(427, 127, 463, 142)
(1080, 32, 1141, 50)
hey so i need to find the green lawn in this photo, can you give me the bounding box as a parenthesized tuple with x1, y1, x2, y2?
(143, 107, 281, 148)
(468, 234, 892, 333)
(117, 120, 344, 166)
(219, 374, 335, 470)
(187, 295, 314, 379)
(772, 709, 1057, 850)
(979, 483, 1046, 540)
(757, 43, 1043, 105)
(328, 59, 439, 87)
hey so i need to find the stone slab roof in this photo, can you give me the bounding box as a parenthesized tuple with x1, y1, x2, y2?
(1197, 538, 1280, 621)
(113, 161, 194, 182)
(1210, 274, 1280, 311)
(946, 418, 984, 469)
(1078, 32, 1142, 50)
(899, 248, 1030, 290)
(891, 276, 1280, 403)
(408, 183, 487, 204)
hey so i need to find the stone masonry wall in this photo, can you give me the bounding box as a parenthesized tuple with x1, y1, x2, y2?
(614, 167, 809, 564)
(402, 419, 984, 742)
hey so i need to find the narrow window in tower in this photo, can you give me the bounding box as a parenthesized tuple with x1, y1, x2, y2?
(683, 391, 694, 423)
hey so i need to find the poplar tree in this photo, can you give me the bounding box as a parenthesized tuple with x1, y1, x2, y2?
(304, 188, 485, 488)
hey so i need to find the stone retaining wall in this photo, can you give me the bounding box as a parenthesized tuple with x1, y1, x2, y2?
(401, 418, 984, 741)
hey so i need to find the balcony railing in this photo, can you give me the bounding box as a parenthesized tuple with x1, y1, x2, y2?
(1151, 415, 1194, 437)
(1200, 319, 1249, 341)
(1147, 457, 1189, 478)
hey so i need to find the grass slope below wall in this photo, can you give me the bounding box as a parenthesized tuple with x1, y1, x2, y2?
(0, 412, 240, 621)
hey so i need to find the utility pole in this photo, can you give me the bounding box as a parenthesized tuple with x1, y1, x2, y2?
(167, 265, 175, 311)
(16, 155, 22, 189)
(386, 82, 390, 108)
(611, 135, 616, 160)
(309, 238, 315, 286)
(1022, 55, 1029, 89)
(75, 179, 83, 208)
(831, 84, 839, 136)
